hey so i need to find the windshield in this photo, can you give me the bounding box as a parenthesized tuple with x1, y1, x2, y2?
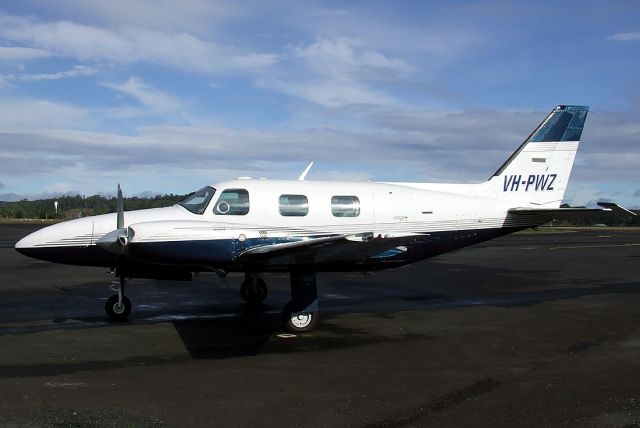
(178, 186, 216, 214)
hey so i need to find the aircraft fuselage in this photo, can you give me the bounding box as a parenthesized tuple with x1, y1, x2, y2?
(15, 179, 535, 273)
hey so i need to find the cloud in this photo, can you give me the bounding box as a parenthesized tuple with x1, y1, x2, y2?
(607, 31, 640, 42)
(286, 5, 486, 58)
(634, 188, 640, 197)
(258, 78, 397, 109)
(0, 190, 81, 202)
(0, 65, 98, 87)
(293, 37, 413, 79)
(1, 103, 637, 186)
(257, 37, 413, 108)
(0, 180, 4, 189)
(0, 46, 50, 61)
(38, 0, 242, 36)
(102, 77, 183, 114)
(0, 97, 91, 129)
(0, 14, 278, 74)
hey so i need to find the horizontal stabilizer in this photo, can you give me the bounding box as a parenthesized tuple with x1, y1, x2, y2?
(508, 202, 636, 221)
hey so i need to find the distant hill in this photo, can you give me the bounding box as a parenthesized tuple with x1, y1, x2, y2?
(0, 193, 187, 220)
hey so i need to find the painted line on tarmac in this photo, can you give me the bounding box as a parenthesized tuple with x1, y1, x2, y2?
(549, 243, 640, 250)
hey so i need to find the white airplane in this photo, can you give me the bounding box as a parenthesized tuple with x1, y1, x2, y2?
(15, 105, 635, 332)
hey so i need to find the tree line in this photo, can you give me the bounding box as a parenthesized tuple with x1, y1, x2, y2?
(0, 193, 186, 220)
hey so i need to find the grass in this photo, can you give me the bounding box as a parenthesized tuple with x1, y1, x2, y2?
(0, 218, 61, 225)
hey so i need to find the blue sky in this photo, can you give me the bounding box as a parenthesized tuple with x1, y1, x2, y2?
(0, 0, 638, 207)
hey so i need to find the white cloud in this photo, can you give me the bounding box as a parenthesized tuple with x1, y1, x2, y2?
(0, 14, 278, 74)
(0, 65, 98, 86)
(44, 182, 75, 193)
(19, 65, 97, 81)
(1, 103, 638, 208)
(102, 77, 183, 114)
(293, 37, 413, 79)
(39, 0, 242, 36)
(607, 31, 640, 42)
(0, 97, 91, 129)
(257, 78, 397, 108)
(287, 6, 486, 58)
(0, 46, 50, 61)
(257, 37, 413, 108)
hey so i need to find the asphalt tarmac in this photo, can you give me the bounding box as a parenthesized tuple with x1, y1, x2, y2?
(1, 224, 639, 427)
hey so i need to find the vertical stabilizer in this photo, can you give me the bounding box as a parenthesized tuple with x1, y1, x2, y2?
(486, 105, 588, 207)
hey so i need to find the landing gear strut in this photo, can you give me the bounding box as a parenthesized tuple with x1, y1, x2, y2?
(105, 274, 131, 322)
(240, 273, 268, 305)
(282, 270, 319, 333)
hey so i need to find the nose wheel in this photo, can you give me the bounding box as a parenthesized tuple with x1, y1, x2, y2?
(105, 294, 131, 321)
(105, 275, 131, 322)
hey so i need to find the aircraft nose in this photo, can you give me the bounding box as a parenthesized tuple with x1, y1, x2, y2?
(15, 232, 39, 255)
(14, 219, 94, 263)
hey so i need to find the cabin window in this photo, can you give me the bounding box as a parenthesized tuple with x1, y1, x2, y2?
(213, 189, 250, 215)
(279, 194, 309, 217)
(331, 195, 360, 217)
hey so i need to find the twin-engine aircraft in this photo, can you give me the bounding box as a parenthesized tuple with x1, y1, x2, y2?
(15, 105, 635, 332)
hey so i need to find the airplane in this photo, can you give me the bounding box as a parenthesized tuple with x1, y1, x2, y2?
(15, 104, 635, 333)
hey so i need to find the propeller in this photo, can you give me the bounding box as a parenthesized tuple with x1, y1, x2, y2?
(96, 183, 130, 255)
(116, 183, 124, 229)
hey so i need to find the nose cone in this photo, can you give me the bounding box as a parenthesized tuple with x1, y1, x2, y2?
(15, 232, 38, 256)
(14, 218, 94, 264)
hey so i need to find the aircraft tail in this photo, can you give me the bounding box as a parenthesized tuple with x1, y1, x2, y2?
(485, 105, 589, 207)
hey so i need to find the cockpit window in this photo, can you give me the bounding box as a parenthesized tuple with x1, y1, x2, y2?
(213, 189, 250, 215)
(178, 186, 216, 214)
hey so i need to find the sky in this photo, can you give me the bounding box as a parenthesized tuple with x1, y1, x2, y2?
(0, 0, 638, 207)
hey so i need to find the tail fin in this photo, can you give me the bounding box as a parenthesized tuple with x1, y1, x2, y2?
(486, 105, 588, 207)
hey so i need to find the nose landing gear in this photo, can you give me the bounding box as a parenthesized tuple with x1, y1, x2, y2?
(105, 275, 131, 322)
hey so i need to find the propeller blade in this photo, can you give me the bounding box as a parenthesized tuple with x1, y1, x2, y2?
(116, 183, 124, 229)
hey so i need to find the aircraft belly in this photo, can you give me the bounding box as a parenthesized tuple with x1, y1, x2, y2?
(15, 246, 92, 266)
(129, 239, 237, 265)
(304, 227, 528, 272)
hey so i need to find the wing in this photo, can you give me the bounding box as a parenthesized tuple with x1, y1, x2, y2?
(508, 202, 636, 221)
(238, 232, 424, 266)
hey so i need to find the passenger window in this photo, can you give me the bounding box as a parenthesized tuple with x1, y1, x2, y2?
(331, 195, 360, 217)
(279, 194, 309, 216)
(213, 189, 250, 215)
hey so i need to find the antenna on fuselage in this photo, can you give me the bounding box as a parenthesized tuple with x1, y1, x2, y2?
(297, 162, 314, 181)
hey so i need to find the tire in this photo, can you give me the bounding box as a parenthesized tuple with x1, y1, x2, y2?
(240, 278, 268, 305)
(281, 301, 319, 333)
(105, 294, 131, 322)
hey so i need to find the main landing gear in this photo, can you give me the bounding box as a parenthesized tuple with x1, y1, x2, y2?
(281, 269, 319, 333)
(242, 270, 320, 333)
(240, 273, 268, 305)
(105, 274, 131, 322)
